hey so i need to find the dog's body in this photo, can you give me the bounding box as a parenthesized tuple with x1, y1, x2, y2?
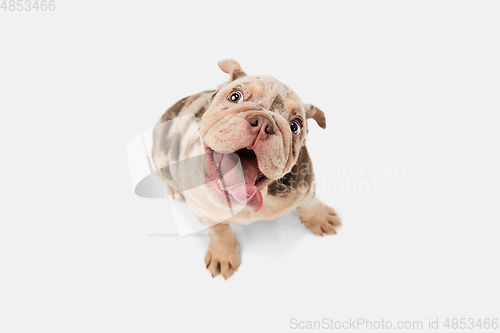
(152, 60, 341, 278)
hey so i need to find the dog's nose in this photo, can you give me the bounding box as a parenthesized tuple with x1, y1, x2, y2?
(248, 115, 275, 135)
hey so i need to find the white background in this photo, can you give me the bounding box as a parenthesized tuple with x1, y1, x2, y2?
(1, 1, 499, 332)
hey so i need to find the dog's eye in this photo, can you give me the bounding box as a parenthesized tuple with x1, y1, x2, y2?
(228, 91, 243, 103)
(290, 120, 301, 135)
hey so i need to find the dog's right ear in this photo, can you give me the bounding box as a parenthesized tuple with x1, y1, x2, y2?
(211, 59, 247, 103)
(218, 59, 247, 81)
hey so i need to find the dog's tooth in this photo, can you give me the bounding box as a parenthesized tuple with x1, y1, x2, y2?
(217, 178, 228, 192)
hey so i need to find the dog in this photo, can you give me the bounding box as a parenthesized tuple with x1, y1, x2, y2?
(151, 59, 341, 279)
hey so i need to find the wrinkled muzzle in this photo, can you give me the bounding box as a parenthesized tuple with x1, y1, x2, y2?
(201, 109, 294, 212)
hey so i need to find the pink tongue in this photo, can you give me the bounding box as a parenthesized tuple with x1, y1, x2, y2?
(226, 183, 263, 212)
(218, 153, 263, 212)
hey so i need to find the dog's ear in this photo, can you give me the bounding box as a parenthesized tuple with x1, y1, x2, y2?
(210, 59, 247, 103)
(304, 104, 327, 129)
(218, 59, 247, 81)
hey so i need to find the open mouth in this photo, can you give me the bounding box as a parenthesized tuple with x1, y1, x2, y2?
(204, 146, 272, 212)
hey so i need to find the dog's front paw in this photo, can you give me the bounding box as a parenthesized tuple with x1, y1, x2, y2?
(298, 201, 341, 237)
(204, 237, 240, 280)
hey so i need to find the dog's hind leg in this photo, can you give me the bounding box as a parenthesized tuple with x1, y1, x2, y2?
(297, 197, 341, 237)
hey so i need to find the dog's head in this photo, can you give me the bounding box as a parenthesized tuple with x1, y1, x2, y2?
(199, 59, 326, 213)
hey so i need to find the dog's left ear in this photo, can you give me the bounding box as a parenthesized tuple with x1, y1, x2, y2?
(218, 59, 247, 81)
(304, 104, 327, 129)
